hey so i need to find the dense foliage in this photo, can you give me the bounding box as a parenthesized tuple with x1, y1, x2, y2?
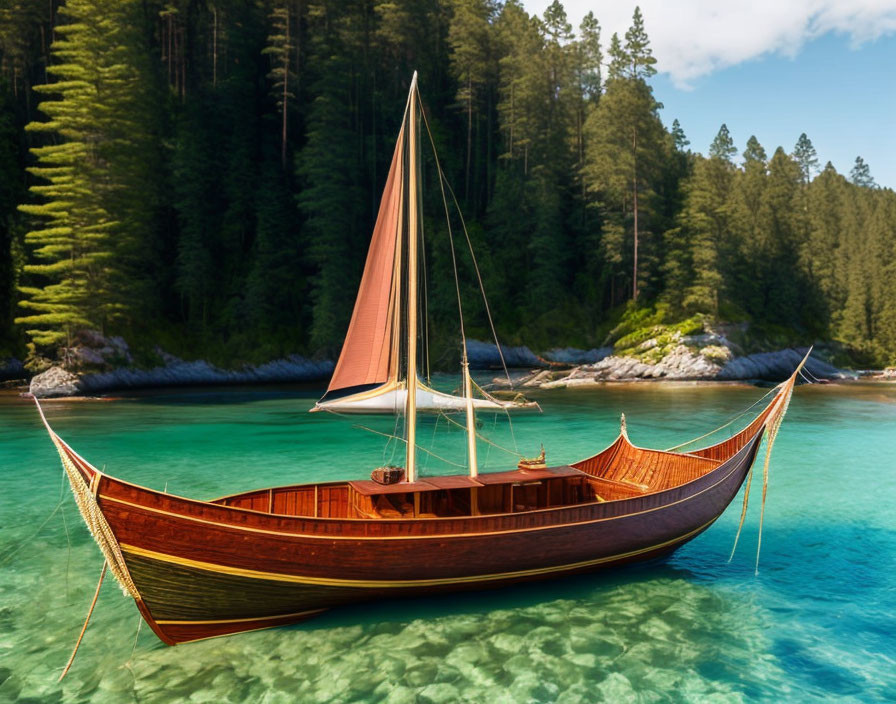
(1, 0, 895, 368)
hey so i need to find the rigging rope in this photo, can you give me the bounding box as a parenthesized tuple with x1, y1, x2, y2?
(664, 383, 782, 452)
(353, 423, 466, 468)
(726, 377, 800, 568)
(728, 465, 756, 563)
(420, 101, 467, 358)
(417, 107, 432, 384)
(437, 410, 524, 459)
(419, 106, 513, 389)
(472, 377, 521, 453)
(0, 497, 64, 565)
(58, 562, 106, 682)
(754, 388, 793, 574)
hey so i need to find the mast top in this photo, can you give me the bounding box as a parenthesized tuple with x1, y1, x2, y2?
(411, 70, 418, 87)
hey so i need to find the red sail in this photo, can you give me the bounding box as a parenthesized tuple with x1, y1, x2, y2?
(324, 124, 405, 398)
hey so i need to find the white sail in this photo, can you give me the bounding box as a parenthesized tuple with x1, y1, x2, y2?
(312, 378, 534, 414)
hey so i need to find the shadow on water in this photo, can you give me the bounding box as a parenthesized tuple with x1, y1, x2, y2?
(292, 557, 702, 636)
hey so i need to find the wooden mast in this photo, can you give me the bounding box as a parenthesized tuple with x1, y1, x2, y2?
(405, 71, 419, 483)
(463, 353, 478, 478)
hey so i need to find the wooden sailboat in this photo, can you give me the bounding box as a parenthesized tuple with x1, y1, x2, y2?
(34, 74, 806, 646)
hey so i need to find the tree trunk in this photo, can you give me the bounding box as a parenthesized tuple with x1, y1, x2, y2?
(281, 5, 290, 169)
(632, 130, 639, 301)
(465, 74, 472, 204)
(212, 7, 217, 87)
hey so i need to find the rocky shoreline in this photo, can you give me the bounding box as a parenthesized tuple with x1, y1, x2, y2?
(500, 347, 848, 390)
(28, 354, 335, 398)
(13, 332, 895, 399)
(475, 334, 869, 390)
(23, 333, 334, 398)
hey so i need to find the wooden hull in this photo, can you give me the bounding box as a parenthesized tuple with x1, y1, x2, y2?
(85, 432, 762, 644)
(34, 359, 808, 645)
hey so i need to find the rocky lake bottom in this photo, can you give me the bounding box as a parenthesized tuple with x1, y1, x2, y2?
(1, 379, 894, 702)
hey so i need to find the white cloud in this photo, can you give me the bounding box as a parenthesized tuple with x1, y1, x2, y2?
(525, 0, 896, 86)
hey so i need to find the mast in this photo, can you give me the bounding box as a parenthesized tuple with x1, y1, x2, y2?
(463, 351, 479, 478)
(405, 71, 419, 483)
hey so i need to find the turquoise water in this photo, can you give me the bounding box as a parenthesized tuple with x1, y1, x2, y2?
(1, 379, 894, 703)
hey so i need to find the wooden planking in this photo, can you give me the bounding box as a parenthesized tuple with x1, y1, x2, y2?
(573, 437, 722, 492)
(692, 399, 776, 461)
(125, 529, 714, 644)
(99, 436, 763, 593)
(126, 552, 361, 621)
(95, 412, 765, 544)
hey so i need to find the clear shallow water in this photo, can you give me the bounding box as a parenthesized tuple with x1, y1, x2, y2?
(1, 379, 894, 703)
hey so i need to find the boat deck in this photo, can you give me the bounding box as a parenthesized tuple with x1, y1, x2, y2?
(211, 448, 721, 521)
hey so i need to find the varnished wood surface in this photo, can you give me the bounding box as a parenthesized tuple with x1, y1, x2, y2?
(91, 430, 765, 644)
(41, 378, 795, 645)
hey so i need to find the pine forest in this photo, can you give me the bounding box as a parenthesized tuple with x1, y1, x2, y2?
(1, 0, 895, 372)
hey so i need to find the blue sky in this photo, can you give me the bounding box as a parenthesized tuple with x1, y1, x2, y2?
(524, 1, 896, 187)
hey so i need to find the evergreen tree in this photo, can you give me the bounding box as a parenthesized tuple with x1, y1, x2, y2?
(298, 4, 365, 353)
(850, 156, 875, 188)
(0, 85, 24, 354)
(606, 32, 626, 81)
(803, 163, 846, 322)
(792, 132, 818, 185)
(757, 147, 804, 326)
(676, 146, 735, 316)
(245, 146, 304, 344)
(571, 11, 601, 184)
(671, 119, 689, 152)
(172, 102, 221, 328)
(448, 0, 493, 204)
(495, 0, 545, 172)
(709, 124, 736, 162)
(624, 6, 656, 80)
(576, 12, 601, 103)
(263, 0, 300, 169)
(17, 0, 159, 356)
(583, 10, 664, 301)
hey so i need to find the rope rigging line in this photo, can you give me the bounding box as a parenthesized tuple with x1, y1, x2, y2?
(423, 411, 443, 472)
(353, 423, 466, 469)
(58, 561, 106, 682)
(727, 460, 755, 564)
(420, 196, 432, 384)
(798, 368, 818, 385)
(418, 106, 513, 389)
(754, 390, 792, 574)
(419, 101, 467, 355)
(664, 382, 782, 452)
(472, 377, 521, 453)
(417, 104, 432, 385)
(61, 502, 72, 600)
(0, 496, 65, 565)
(727, 372, 800, 569)
(436, 410, 524, 460)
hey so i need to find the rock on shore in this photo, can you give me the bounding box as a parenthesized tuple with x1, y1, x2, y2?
(0, 357, 25, 382)
(466, 339, 543, 368)
(30, 355, 334, 398)
(513, 345, 848, 389)
(28, 334, 334, 398)
(22, 330, 859, 398)
(466, 340, 612, 368)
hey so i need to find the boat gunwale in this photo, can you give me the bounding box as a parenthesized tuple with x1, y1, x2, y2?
(37, 382, 782, 534)
(95, 432, 764, 542)
(203, 387, 782, 510)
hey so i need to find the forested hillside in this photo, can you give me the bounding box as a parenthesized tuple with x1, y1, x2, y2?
(1, 0, 894, 370)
